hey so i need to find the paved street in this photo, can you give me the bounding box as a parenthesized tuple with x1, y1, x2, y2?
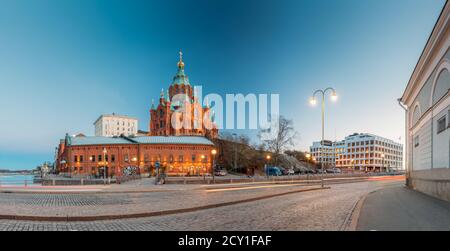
(0, 178, 402, 231)
(357, 186, 450, 231)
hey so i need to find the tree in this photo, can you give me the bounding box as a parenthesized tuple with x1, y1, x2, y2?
(259, 116, 298, 166)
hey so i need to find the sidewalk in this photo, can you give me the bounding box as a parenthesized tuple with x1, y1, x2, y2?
(357, 186, 450, 231)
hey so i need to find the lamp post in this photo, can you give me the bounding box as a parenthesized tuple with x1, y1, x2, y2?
(201, 155, 205, 177)
(102, 148, 107, 180)
(232, 133, 238, 172)
(211, 149, 217, 184)
(310, 87, 338, 188)
(265, 155, 271, 178)
(305, 153, 311, 161)
(381, 153, 385, 173)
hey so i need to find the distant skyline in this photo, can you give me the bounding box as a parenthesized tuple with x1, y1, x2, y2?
(0, 0, 446, 170)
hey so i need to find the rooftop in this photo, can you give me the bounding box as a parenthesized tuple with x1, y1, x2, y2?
(67, 135, 214, 147)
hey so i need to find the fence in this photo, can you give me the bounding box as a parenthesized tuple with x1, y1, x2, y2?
(0, 179, 38, 187)
(164, 172, 405, 185)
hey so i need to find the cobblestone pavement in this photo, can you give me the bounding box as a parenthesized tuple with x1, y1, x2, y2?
(0, 179, 402, 231)
(0, 183, 326, 217)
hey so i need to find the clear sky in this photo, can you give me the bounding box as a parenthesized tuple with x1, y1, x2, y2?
(0, 0, 446, 170)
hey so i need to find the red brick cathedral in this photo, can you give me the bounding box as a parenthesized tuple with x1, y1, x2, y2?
(149, 52, 218, 139)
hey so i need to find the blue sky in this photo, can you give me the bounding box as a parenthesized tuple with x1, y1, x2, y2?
(0, 0, 446, 170)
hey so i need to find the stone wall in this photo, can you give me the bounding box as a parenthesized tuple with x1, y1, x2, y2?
(409, 168, 450, 201)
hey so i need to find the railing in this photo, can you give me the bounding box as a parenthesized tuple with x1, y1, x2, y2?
(164, 172, 405, 185)
(0, 180, 39, 187)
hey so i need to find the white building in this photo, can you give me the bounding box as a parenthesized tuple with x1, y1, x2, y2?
(310, 140, 336, 167)
(336, 133, 403, 172)
(400, 2, 450, 201)
(94, 114, 138, 137)
(310, 133, 403, 172)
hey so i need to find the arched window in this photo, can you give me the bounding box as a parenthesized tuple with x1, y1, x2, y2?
(433, 69, 450, 104)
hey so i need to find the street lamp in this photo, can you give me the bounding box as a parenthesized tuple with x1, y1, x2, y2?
(305, 153, 311, 160)
(201, 155, 205, 177)
(265, 155, 271, 178)
(102, 148, 107, 180)
(232, 133, 238, 172)
(310, 87, 338, 188)
(211, 149, 217, 184)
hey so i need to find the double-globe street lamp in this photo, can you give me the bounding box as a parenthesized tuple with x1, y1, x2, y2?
(310, 88, 338, 188)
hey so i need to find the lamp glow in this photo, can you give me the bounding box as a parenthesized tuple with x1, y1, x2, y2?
(309, 97, 317, 106)
(331, 91, 338, 102)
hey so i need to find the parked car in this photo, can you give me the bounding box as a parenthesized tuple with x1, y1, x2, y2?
(215, 169, 228, 176)
(305, 169, 317, 174)
(326, 168, 342, 174)
(266, 167, 282, 176)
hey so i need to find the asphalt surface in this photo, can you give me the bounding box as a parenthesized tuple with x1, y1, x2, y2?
(357, 186, 450, 231)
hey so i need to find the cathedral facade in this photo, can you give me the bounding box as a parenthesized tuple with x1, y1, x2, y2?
(149, 52, 218, 139)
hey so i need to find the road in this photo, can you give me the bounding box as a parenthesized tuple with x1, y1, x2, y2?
(0, 178, 402, 231)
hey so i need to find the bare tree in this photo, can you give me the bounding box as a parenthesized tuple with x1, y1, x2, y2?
(259, 116, 298, 166)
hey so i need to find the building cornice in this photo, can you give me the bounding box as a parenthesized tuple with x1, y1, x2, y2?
(402, 1, 450, 105)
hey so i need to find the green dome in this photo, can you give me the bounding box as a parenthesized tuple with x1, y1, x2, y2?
(172, 51, 191, 86)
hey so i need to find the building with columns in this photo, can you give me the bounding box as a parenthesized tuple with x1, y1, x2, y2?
(400, 2, 450, 201)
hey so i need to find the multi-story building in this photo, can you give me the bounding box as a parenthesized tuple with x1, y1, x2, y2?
(400, 2, 450, 201)
(310, 133, 403, 172)
(336, 133, 403, 172)
(310, 140, 336, 168)
(94, 114, 138, 137)
(149, 51, 218, 139)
